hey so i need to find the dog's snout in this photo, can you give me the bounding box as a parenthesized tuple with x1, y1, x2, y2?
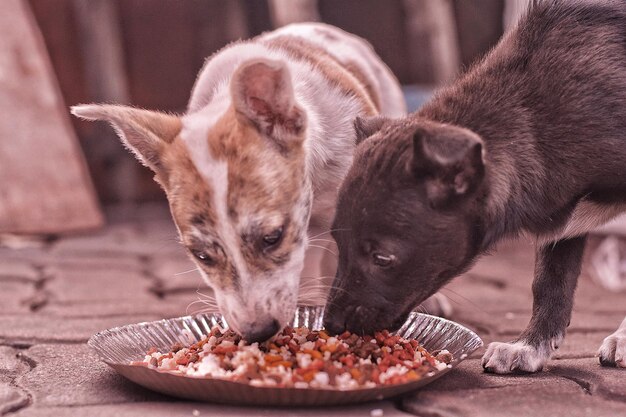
(323, 311, 346, 335)
(243, 319, 280, 343)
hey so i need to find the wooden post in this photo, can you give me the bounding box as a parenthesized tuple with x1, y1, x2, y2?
(268, 0, 320, 27)
(504, 0, 533, 31)
(0, 0, 103, 234)
(403, 0, 461, 84)
(72, 0, 137, 205)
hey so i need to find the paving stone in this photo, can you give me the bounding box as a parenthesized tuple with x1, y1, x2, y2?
(0, 281, 35, 313)
(13, 401, 411, 417)
(41, 299, 189, 320)
(466, 239, 537, 291)
(0, 314, 163, 344)
(548, 357, 626, 401)
(0, 383, 29, 414)
(0, 346, 30, 379)
(417, 359, 556, 392)
(571, 271, 626, 314)
(47, 255, 143, 273)
(50, 223, 183, 259)
(105, 203, 174, 226)
(403, 362, 626, 417)
(160, 292, 218, 317)
(444, 274, 532, 313)
(0, 259, 40, 282)
(45, 268, 153, 303)
(16, 344, 160, 407)
(552, 332, 609, 360)
(150, 256, 205, 294)
(455, 308, 626, 340)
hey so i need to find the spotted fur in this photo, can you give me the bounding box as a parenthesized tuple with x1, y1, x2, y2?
(71, 23, 405, 340)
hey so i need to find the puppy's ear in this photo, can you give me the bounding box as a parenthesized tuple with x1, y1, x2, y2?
(231, 59, 306, 146)
(354, 116, 388, 144)
(71, 104, 180, 176)
(412, 128, 485, 208)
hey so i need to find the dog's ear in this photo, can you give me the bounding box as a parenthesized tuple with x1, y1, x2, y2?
(71, 104, 181, 175)
(412, 128, 485, 208)
(231, 59, 306, 146)
(354, 116, 389, 144)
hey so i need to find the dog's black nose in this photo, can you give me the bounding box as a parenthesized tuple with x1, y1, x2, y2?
(323, 313, 346, 336)
(243, 319, 280, 343)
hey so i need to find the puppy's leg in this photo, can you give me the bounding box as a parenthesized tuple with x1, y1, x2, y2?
(598, 317, 626, 367)
(482, 235, 586, 373)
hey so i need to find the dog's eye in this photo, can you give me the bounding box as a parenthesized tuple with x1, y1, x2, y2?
(191, 249, 215, 266)
(372, 253, 395, 267)
(262, 227, 284, 248)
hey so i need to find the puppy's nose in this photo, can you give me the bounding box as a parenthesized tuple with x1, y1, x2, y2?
(243, 319, 280, 343)
(323, 313, 346, 336)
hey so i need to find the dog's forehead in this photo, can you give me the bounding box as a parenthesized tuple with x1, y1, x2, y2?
(175, 103, 305, 236)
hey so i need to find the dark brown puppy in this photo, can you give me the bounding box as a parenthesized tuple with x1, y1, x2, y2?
(324, 0, 626, 373)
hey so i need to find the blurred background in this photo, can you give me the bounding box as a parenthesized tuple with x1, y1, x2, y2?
(0, 0, 534, 233)
(3, 0, 623, 235)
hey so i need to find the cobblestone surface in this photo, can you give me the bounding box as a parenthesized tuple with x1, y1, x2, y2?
(0, 204, 624, 416)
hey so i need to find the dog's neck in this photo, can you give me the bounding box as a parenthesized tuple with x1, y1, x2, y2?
(416, 65, 570, 251)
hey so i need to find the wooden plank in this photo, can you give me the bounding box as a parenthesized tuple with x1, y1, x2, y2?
(268, 0, 320, 27)
(0, 0, 103, 234)
(504, 0, 532, 31)
(72, 0, 139, 204)
(403, 0, 460, 85)
(454, 0, 504, 67)
(318, 0, 411, 83)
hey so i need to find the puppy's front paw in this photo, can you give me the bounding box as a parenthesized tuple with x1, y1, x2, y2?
(598, 332, 626, 368)
(481, 341, 549, 374)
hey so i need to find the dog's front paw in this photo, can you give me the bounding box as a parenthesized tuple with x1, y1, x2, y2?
(598, 332, 626, 368)
(481, 341, 549, 374)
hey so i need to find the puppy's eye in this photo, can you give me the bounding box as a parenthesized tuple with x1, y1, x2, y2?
(191, 249, 215, 266)
(372, 253, 395, 267)
(262, 227, 284, 248)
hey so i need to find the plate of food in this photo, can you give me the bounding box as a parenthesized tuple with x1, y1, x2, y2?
(88, 306, 482, 406)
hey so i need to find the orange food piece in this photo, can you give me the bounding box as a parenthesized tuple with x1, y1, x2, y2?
(264, 354, 283, 363)
(303, 349, 323, 359)
(268, 360, 293, 369)
(302, 370, 317, 382)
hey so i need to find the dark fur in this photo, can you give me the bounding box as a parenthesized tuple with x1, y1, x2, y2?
(324, 0, 626, 369)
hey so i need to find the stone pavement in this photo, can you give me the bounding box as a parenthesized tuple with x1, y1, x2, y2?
(0, 204, 624, 417)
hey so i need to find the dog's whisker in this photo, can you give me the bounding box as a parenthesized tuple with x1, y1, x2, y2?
(307, 244, 338, 257)
(307, 238, 336, 245)
(307, 228, 351, 240)
(440, 287, 487, 314)
(174, 267, 201, 276)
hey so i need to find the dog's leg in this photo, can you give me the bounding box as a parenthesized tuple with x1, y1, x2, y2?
(482, 235, 586, 373)
(598, 316, 626, 367)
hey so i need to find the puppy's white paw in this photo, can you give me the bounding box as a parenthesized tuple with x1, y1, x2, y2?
(482, 341, 550, 374)
(598, 332, 626, 368)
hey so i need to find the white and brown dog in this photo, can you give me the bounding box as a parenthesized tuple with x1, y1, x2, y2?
(72, 23, 405, 342)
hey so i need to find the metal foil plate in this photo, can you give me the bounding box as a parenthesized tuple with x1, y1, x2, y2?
(88, 306, 482, 406)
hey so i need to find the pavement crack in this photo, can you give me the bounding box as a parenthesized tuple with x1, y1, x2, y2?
(1, 351, 36, 416)
(550, 367, 626, 404)
(558, 374, 593, 395)
(465, 272, 507, 289)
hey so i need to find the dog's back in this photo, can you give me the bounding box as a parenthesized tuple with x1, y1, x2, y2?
(419, 0, 626, 239)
